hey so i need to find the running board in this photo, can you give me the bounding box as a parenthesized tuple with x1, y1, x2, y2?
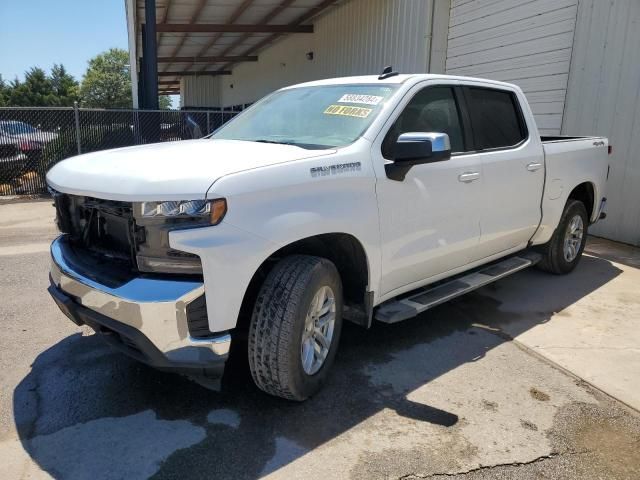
(375, 251, 542, 324)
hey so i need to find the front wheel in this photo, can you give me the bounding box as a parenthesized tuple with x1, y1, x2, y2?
(248, 255, 343, 401)
(537, 199, 589, 274)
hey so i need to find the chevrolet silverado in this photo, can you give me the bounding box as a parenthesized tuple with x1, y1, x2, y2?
(46, 72, 609, 400)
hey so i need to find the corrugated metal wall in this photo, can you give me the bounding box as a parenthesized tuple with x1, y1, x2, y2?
(180, 0, 639, 246)
(562, 0, 640, 246)
(181, 76, 221, 108)
(445, 0, 579, 135)
(219, 0, 436, 106)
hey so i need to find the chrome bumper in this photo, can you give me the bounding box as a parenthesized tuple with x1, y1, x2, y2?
(49, 235, 231, 370)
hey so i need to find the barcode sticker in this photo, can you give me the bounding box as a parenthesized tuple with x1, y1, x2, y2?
(337, 94, 383, 106)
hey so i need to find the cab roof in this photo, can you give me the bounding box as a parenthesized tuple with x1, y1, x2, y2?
(283, 74, 519, 91)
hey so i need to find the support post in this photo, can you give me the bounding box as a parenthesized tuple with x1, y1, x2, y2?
(142, 0, 159, 110)
(138, 48, 146, 109)
(73, 101, 81, 154)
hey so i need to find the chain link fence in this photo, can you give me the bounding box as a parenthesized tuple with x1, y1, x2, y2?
(0, 105, 239, 196)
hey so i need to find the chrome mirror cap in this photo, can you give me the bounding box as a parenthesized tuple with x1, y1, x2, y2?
(398, 132, 451, 152)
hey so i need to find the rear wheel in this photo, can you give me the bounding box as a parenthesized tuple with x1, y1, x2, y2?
(248, 255, 343, 400)
(537, 199, 588, 274)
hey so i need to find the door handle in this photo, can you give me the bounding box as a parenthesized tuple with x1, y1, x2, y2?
(526, 162, 543, 172)
(458, 172, 480, 183)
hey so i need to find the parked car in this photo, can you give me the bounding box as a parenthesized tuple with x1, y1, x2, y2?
(0, 120, 59, 172)
(0, 120, 59, 144)
(0, 137, 28, 180)
(46, 73, 609, 400)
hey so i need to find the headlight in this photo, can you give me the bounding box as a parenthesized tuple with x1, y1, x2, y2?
(141, 198, 227, 224)
(142, 199, 209, 217)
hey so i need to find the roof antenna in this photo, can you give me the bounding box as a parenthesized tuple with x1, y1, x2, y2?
(378, 66, 399, 80)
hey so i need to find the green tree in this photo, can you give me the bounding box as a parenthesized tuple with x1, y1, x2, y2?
(159, 95, 172, 110)
(0, 66, 78, 107)
(80, 48, 132, 108)
(6, 67, 55, 106)
(50, 64, 79, 106)
(0, 75, 7, 106)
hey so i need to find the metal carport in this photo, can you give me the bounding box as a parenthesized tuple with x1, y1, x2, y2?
(125, 0, 340, 108)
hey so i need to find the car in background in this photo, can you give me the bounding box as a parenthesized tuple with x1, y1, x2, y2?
(0, 120, 59, 144)
(0, 120, 59, 172)
(0, 137, 28, 184)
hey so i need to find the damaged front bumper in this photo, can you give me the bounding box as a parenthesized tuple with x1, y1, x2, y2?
(48, 235, 231, 373)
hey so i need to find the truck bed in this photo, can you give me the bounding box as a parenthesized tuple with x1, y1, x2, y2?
(535, 135, 609, 244)
(541, 135, 599, 143)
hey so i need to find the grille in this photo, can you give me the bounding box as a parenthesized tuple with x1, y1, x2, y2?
(53, 191, 205, 276)
(53, 192, 138, 270)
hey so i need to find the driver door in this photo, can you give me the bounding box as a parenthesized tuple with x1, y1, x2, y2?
(372, 83, 483, 297)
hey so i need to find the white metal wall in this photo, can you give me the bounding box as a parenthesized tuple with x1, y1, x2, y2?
(219, 0, 438, 106)
(562, 0, 640, 246)
(445, 0, 579, 135)
(180, 76, 221, 108)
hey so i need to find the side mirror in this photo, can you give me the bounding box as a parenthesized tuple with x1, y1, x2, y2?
(385, 132, 451, 181)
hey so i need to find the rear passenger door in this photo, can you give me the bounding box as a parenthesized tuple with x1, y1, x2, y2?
(461, 86, 544, 258)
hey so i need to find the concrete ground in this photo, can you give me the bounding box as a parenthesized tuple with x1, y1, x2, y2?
(0, 200, 639, 480)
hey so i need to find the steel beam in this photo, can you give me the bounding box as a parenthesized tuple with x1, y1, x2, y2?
(216, 0, 338, 72)
(155, 23, 313, 33)
(158, 71, 232, 77)
(156, 55, 258, 63)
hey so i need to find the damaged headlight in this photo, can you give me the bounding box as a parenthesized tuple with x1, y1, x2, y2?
(134, 199, 227, 275)
(140, 199, 227, 225)
(142, 200, 209, 217)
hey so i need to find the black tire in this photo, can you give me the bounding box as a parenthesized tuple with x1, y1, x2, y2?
(248, 255, 343, 401)
(536, 199, 589, 274)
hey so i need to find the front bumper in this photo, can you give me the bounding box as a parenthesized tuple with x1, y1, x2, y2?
(0, 153, 28, 175)
(48, 235, 231, 372)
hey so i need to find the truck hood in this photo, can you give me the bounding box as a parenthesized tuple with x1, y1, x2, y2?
(46, 139, 336, 201)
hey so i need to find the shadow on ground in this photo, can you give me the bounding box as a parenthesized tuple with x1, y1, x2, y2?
(13, 255, 623, 479)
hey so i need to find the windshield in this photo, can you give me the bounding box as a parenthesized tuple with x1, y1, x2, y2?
(1, 122, 38, 135)
(211, 84, 399, 149)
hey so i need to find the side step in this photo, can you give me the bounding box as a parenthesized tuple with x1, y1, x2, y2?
(375, 251, 542, 324)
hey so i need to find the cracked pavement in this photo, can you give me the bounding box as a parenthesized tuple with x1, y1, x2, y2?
(1, 201, 639, 479)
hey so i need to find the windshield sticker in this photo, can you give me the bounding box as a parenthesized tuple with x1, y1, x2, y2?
(324, 105, 373, 118)
(337, 94, 384, 106)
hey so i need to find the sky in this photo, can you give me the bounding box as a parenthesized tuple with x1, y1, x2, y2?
(0, 1, 179, 106)
(0, 0, 129, 83)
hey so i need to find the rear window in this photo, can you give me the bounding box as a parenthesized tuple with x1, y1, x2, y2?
(465, 88, 527, 150)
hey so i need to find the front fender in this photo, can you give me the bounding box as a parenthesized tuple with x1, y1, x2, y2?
(169, 222, 279, 333)
(173, 149, 382, 332)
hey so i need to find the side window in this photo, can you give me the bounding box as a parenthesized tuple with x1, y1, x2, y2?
(465, 88, 527, 150)
(382, 87, 465, 158)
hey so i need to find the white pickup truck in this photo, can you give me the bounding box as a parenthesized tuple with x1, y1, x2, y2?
(47, 73, 609, 400)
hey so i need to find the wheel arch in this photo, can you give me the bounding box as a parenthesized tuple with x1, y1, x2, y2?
(236, 232, 373, 334)
(568, 181, 596, 222)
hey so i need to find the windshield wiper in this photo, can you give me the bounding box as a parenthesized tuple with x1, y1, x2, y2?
(253, 139, 297, 145)
(252, 138, 331, 150)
